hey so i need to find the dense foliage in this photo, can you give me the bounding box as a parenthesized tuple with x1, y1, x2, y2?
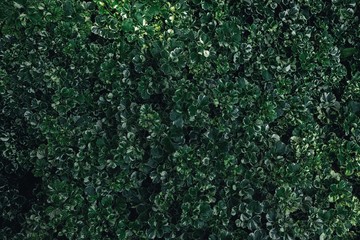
(1, 0, 359, 239)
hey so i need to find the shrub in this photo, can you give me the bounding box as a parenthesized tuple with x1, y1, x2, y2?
(1, 0, 359, 239)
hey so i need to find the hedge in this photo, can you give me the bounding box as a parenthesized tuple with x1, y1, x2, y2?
(0, 0, 359, 239)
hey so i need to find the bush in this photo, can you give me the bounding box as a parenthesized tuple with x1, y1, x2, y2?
(1, 0, 359, 239)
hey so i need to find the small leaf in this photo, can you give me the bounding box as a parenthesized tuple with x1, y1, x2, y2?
(262, 70, 273, 81)
(96, 138, 105, 147)
(36, 150, 45, 159)
(63, 0, 73, 17)
(269, 228, 279, 240)
(266, 210, 276, 222)
(146, 228, 157, 239)
(85, 186, 95, 196)
(13, 2, 23, 9)
(0, 137, 9, 142)
(349, 101, 360, 113)
(319, 233, 326, 240)
(340, 48, 357, 59)
(249, 230, 263, 240)
(122, 19, 134, 32)
(161, 137, 175, 153)
(170, 110, 183, 128)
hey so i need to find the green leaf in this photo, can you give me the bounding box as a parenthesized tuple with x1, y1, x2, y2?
(13, 2, 23, 9)
(122, 19, 134, 32)
(262, 70, 273, 81)
(349, 101, 360, 113)
(84, 186, 95, 196)
(161, 136, 175, 153)
(266, 210, 276, 222)
(340, 48, 357, 59)
(170, 110, 184, 128)
(147, 4, 161, 18)
(146, 228, 157, 239)
(0, 136, 9, 142)
(36, 149, 45, 159)
(63, 1, 73, 17)
(249, 230, 264, 240)
(161, 63, 174, 75)
(199, 202, 212, 218)
(269, 228, 279, 240)
(319, 233, 326, 240)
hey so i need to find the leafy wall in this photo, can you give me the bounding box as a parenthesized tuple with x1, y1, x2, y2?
(1, 0, 359, 239)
